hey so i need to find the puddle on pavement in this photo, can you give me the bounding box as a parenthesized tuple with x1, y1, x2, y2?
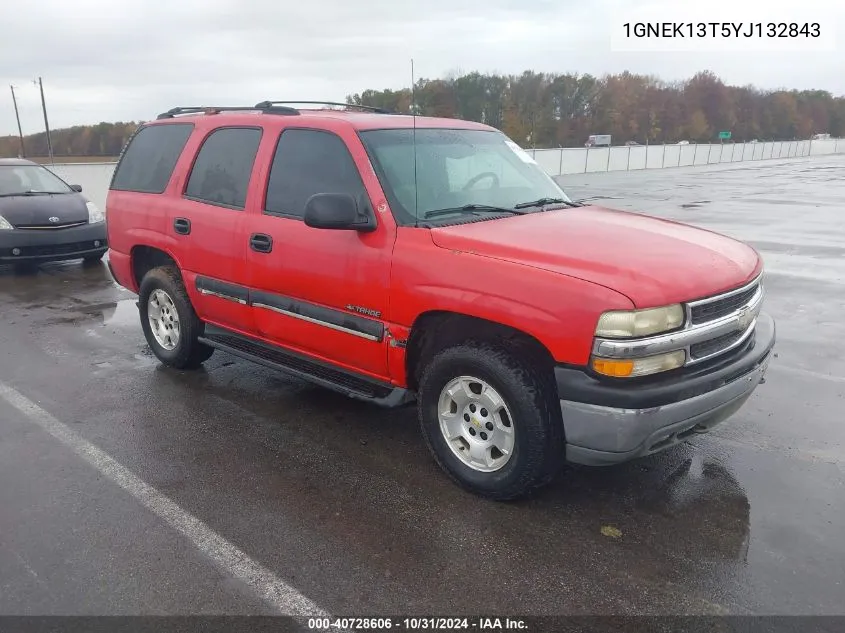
(103, 299, 139, 328)
(37, 298, 139, 327)
(631, 455, 751, 562)
(542, 450, 752, 564)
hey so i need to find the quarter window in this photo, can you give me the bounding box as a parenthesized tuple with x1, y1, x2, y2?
(184, 127, 262, 209)
(110, 123, 193, 194)
(264, 129, 366, 218)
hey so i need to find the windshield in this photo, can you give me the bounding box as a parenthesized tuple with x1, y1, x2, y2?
(359, 128, 572, 224)
(0, 164, 74, 196)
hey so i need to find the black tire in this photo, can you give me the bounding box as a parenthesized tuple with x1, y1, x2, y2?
(83, 252, 105, 265)
(417, 341, 564, 501)
(138, 266, 214, 369)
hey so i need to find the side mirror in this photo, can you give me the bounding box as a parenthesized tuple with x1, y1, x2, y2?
(70, 184, 83, 192)
(303, 193, 375, 232)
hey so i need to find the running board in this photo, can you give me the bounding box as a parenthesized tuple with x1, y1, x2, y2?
(199, 326, 413, 408)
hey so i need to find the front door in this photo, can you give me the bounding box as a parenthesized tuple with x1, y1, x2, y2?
(244, 126, 394, 380)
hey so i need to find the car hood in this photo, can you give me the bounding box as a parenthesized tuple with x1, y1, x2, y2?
(0, 192, 88, 227)
(429, 206, 762, 308)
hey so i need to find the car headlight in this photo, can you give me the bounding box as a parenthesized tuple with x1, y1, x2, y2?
(592, 350, 686, 378)
(86, 201, 105, 224)
(595, 304, 684, 338)
(0, 215, 12, 230)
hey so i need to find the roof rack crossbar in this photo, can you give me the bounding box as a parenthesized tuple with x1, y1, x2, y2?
(156, 105, 300, 120)
(254, 100, 392, 114)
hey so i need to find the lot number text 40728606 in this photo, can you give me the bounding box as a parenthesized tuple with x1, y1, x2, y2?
(307, 617, 528, 630)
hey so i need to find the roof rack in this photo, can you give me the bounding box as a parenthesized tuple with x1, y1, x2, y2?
(156, 104, 300, 120)
(155, 101, 392, 120)
(254, 100, 392, 114)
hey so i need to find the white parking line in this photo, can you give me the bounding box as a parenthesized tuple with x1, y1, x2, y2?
(0, 381, 330, 618)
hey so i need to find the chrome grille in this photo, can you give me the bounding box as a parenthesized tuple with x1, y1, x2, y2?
(690, 329, 745, 360)
(690, 283, 759, 325)
(683, 274, 763, 363)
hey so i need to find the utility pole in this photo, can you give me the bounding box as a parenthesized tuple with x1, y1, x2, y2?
(10, 85, 26, 158)
(34, 76, 54, 164)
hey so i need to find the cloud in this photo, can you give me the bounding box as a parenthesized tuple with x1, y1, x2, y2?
(1, 0, 842, 134)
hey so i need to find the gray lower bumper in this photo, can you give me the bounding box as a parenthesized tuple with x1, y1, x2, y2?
(562, 342, 773, 466)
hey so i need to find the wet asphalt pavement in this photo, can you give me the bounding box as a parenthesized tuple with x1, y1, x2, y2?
(0, 155, 843, 617)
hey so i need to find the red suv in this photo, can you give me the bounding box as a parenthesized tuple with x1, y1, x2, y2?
(106, 102, 775, 500)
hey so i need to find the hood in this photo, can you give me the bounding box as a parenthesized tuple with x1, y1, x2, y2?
(429, 206, 762, 308)
(0, 192, 89, 227)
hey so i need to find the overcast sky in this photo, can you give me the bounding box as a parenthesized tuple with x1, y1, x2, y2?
(1, 0, 842, 136)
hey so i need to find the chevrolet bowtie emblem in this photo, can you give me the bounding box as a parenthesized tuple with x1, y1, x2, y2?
(736, 306, 753, 330)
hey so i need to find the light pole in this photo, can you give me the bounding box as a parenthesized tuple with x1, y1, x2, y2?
(9, 85, 26, 158)
(32, 76, 54, 164)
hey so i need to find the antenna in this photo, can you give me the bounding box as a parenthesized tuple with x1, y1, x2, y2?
(411, 58, 419, 227)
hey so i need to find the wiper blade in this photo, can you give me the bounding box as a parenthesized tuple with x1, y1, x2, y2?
(0, 191, 61, 197)
(513, 197, 582, 209)
(0, 190, 53, 197)
(424, 204, 529, 219)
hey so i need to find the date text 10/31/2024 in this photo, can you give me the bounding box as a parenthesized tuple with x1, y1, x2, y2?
(622, 22, 821, 38)
(307, 617, 528, 630)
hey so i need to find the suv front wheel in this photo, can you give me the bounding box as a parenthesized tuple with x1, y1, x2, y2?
(138, 266, 214, 369)
(417, 341, 564, 501)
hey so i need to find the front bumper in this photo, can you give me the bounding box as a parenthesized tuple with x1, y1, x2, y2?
(557, 312, 776, 466)
(0, 222, 107, 263)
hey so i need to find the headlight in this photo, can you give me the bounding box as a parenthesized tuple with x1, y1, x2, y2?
(592, 350, 686, 378)
(0, 215, 12, 230)
(595, 304, 684, 338)
(86, 201, 105, 224)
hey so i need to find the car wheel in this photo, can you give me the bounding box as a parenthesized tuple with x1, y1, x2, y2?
(138, 266, 214, 369)
(83, 253, 105, 265)
(417, 341, 564, 501)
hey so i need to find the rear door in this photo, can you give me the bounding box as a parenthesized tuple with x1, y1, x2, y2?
(168, 125, 263, 334)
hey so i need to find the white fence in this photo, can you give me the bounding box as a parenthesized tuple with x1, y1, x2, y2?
(45, 137, 844, 211)
(529, 137, 843, 176)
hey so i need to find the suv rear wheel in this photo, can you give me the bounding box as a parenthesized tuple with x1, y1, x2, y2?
(138, 266, 214, 369)
(417, 341, 564, 501)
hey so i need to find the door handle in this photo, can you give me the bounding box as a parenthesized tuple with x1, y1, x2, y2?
(250, 233, 273, 253)
(174, 218, 191, 235)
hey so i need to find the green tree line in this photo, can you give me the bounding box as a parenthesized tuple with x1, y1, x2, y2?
(2, 69, 843, 157)
(347, 69, 845, 147)
(0, 121, 139, 159)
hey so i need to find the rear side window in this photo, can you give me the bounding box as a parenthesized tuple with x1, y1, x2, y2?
(184, 127, 262, 209)
(110, 123, 193, 193)
(265, 129, 366, 218)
